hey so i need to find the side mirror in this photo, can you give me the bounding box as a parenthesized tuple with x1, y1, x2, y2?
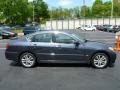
(74, 41, 80, 48)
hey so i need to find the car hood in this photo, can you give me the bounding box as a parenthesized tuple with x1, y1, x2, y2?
(0, 30, 15, 34)
(3, 31, 15, 34)
(84, 40, 109, 49)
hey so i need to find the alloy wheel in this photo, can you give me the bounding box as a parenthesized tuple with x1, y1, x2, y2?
(92, 53, 108, 69)
(20, 53, 36, 68)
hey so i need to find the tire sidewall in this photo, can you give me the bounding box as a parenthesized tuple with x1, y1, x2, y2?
(91, 53, 109, 69)
(20, 52, 36, 68)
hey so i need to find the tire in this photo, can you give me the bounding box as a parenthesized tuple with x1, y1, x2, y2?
(20, 52, 36, 68)
(2, 35, 5, 39)
(91, 53, 109, 69)
(2, 35, 9, 39)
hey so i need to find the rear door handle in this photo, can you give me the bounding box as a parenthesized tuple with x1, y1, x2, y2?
(56, 45, 61, 47)
(56, 45, 62, 49)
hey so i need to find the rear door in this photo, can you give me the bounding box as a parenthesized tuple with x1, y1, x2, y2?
(29, 32, 55, 61)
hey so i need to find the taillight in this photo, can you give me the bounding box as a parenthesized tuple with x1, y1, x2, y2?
(6, 43, 10, 49)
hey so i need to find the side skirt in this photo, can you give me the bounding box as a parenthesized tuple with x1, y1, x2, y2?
(37, 60, 89, 64)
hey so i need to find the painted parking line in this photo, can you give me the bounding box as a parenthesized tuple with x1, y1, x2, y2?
(0, 48, 6, 50)
(0, 43, 7, 44)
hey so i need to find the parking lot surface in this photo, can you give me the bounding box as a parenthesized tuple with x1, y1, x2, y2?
(0, 30, 120, 90)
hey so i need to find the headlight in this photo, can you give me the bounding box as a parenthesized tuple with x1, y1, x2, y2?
(108, 47, 114, 51)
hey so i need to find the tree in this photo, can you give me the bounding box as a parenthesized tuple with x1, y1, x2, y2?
(113, 2, 120, 16)
(81, 5, 91, 17)
(92, 0, 104, 17)
(102, 1, 112, 17)
(0, 0, 32, 25)
(0, 0, 49, 24)
(49, 7, 81, 19)
(34, 0, 49, 22)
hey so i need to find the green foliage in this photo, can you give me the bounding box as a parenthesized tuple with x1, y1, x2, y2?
(34, 0, 49, 22)
(92, 0, 104, 17)
(0, 0, 120, 24)
(11, 29, 23, 33)
(81, 5, 91, 17)
(92, 0, 120, 17)
(0, 0, 32, 24)
(50, 0, 120, 19)
(49, 7, 81, 19)
(113, 2, 120, 16)
(102, 1, 112, 16)
(0, 0, 49, 25)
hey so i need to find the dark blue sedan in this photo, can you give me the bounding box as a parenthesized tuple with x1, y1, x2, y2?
(5, 31, 116, 69)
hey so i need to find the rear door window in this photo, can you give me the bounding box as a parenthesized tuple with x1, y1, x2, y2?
(31, 33, 53, 43)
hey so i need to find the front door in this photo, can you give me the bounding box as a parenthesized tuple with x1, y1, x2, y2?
(52, 33, 86, 62)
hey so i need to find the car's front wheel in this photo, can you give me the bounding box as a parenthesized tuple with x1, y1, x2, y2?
(91, 53, 109, 69)
(20, 52, 36, 68)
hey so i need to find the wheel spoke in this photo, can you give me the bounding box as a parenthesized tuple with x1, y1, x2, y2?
(29, 61, 34, 65)
(94, 60, 99, 64)
(24, 55, 28, 59)
(29, 57, 34, 61)
(101, 61, 105, 65)
(101, 56, 105, 60)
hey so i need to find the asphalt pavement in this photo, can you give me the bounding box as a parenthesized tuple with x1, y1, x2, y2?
(0, 30, 120, 90)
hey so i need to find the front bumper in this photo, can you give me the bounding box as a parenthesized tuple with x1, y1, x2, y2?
(108, 50, 117, 64)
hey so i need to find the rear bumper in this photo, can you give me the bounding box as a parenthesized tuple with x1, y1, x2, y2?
(5, 50, 18, 61)
(2, 35, 11, 39)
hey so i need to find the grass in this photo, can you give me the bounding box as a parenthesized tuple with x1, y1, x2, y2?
(11, 29, 23, 33)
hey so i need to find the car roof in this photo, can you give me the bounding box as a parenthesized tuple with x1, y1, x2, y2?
(37, 30, 68, 34)
(26, 30, 74, 36)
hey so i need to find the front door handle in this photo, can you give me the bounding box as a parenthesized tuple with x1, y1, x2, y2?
(33, 44, 37, 46)
(31, 44, 38, 49)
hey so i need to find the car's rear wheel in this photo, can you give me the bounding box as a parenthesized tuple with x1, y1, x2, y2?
(20, 52, 36, 68)
(91, 53, 109, 69)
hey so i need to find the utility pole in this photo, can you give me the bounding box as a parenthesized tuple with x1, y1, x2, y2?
(111, 0, 113, 18)
(83, 0, 86, 39)
(28, 0, 35, 22)
(33, 0, 35, 22)
(83, 0, 85, 25)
